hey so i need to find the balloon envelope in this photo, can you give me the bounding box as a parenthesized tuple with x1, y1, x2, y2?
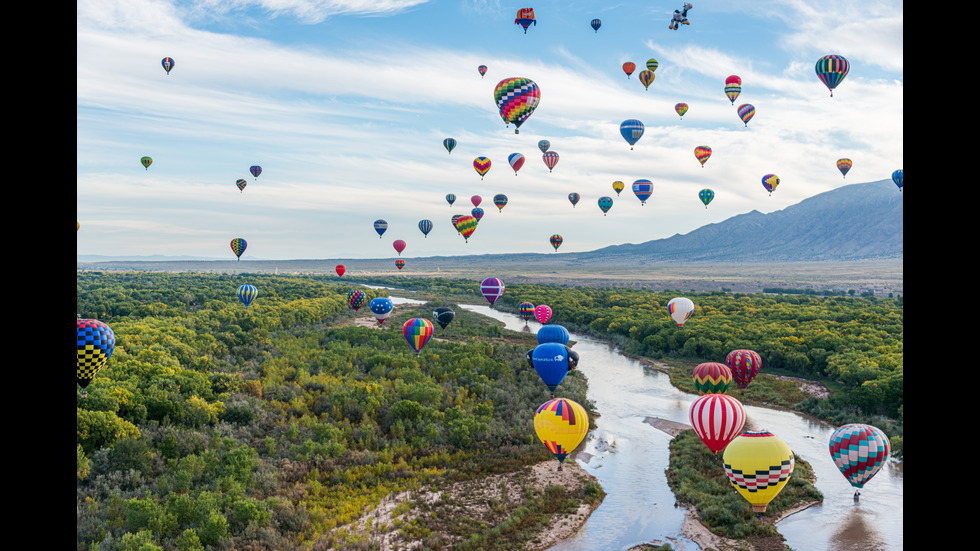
(693, 362, 732, 394)
(531, 343, 571, 392)
(632, 179, 653, 205)
(370, 297, 394, 324)
(473, 157, 492, 179)
(737, 104, 755, 126)
(478, 65, 487, 77)
(77, 319, 115, 395)
(542, 151, 559, 172)
(762, 174, 780, 195)
(534, 304, 552, 324)
(536, 324, 569, 345)
(347, 289, 366, 310)
(549, 234, 563, 251)
(612, 181, 624, 195)
(829, 424, 891, 489)
(815, 54, 850, 96)
(695, 146, 712, 166)
(675, 103, 689, 118)
(668, 297, 695, 326)
(723, 431, 795, 513)
(493, 194, 508, 212)
(392, 240, 407, 255)
(892, 169, 903, 191)
(518, 302, 535, 322)
(402, 317, 434, 354)
(568, 193, 580, 207)
(395, 259, 405, 270)
(508, 153, 525, 174)
(590, 18, 601, 32)
(230, 238, 247, 260)
(726, 349, 762, 389)
(689, 393, 746, 454)
(443, 138, 457, 154)
(433, 306, 455, 329)
(597, 196, 613, 215)
(237, 284, 257, 307)
(456, 215, 478, 242)
(236, 179, 247, 192)
(534, 398, 589, 466)
(538, 140, 551, 153)
(836, 158, 852, 178)
(250, 165, 262, 179)
(446, 193, 456, 206)
(699, 189, 714, 208)
(161, 57, 174, 74)
(638, 70, 655, 90)
(418, 219, 433, 237)
(480, 277, 504, 308)
(140, 156, 152, 170)
(335, 265, 345, 277)
(620, 119, 644, 148)
(622, 62, 636, 77)
(493, 77, 540, 132)
(374, 219, 388, 238)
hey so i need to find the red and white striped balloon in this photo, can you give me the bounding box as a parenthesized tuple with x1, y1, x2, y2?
(689, 393, 746, 454)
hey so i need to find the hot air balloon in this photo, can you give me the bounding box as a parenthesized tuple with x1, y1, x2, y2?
(538, 140, 551, 153)
(534, 398, 589, 470)
(531, 343, 570, 392)
(250, 166, 262, 180)
(374, 219, 388, 238)
(140, 156, 152, 170)
(620, 119, 644, 149)
(518, 302, 535, 324)
(537, 324, 569, 345)
(622, 61, 636, 78)
(347, 289, 366, 311)
(632, 179, 653, 205)
(549, 234, 563, 252)
(446, 193, 456, 206)
(508, 153, 525, 175)
(493, 77, 540, 134)
(471, 207, 484, 222)
(612, 181, 624, 196)
(456, 215, 478, 242)
(591, 18, 602, 32)
(433, 306, 455, 329)
(236, 179, 247, 192)
(370, 297, 394, 325)
(837, 158, 852, 178)
(542, 151, 559, 172)
(762, 174, 779, 195)
(698, 189, 714, 208)
(693, 362, 733, 395)
(419, 219, 433, 237)
(480, 277, 504, 308)
(815, 54, 850, 97)
(598, 196, 613, 215)
(694, 145, 712, 167)
(403, 317, 434, 355)
(515, 8, 537, 33)
(336, 265, 346, 277)
(395, 258, 405, 270)
(478, 65, 487, 78)
(646, 58, 659, 72)
(638, 70, 655, 90)
(473, 157, 492, 179)
(725, 75, 741, 104)
(534, 304, 552, 324)
(443, 138, 457, 154)
(230, 238, 247, 260)
(737, 104, 755, 127)
(726, 349, 762, 389)
(568, 192, 580, 207)
(675, 103, 689, 118)
(161, 57, 175, 74)
(723, 431, 795, 515)
(689, 393, 745, 454)
(892, 169, 903, 191)
(668, 297, 694, 326)
(493, 194, 508, 212)
(77, 319, 115, 398)
(829, 424, 891, 490)
(393, 240, 406, 256)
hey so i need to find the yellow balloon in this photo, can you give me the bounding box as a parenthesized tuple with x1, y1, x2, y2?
(612, 180, 625, 195)
(534, 398, 589, 470)
(722, 431, 795, 513)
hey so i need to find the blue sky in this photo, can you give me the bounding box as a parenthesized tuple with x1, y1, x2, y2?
(77, 0, 903, 261)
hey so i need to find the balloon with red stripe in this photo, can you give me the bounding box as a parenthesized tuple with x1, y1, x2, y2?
(689, 393, 746, 454)
(480, 277, 504, 308)
(829, 423, 891, 489)
(534, 398, 589, 470)
(726, 349, 762, 389)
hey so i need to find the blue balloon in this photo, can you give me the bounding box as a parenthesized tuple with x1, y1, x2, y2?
(537, 324, 570, 345)
(419, 219, 433, 237)
(620, 119, 645, 149)
(373, 219, 388, 238)
(531, 343, 570, 392)
(370, 297, 393, 315)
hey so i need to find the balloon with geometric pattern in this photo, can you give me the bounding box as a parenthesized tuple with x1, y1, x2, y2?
(598, 196, 613, 215)
(568, 192, 580, 208)
(693, 362, 732, 394)
(402, 317, 434, 355)
(737, 103, 755, 127)
(723, 431, 795, 515)
(518, 302, 535, 324)
(77, 319, 116, 398)
(347, 289, 366, 311)
(646, 58, 659, 72)
(829, 423, 891, 489)
(237, 284, 258, 308)
(612, 181, 624, 196)
(725, 75, 741, 104)
(395, 258, 405, 270)
(140, 156, 153, 170)
(638, 70, 655, 90)
(689, 393, 745, 454)
(230, 238, 247, 260)
(534, 397, 589, 470)
(699, 189, 714, 208)
(446, 193, 456, 206)
(695, 146, 712, 167)
(236, 179, 247, 192)
(473, 157, 492, 179)
(471, 207, 484, 222)
(815, 54, 850, 97)
(418, 219, 433, 237)
(493, 194, 508, 212)
(538, 140, 551, 153)
(837, 158, 852, 178)
(534, 304, 552, 324)
(762, 174, 780, 195)
(726, 349, 762, 389)
(250, 165, 262, 180)
(456, 215, 478, 242)
(493, 77, 540, 133)
(543, 151, 559, 172)
(549, 234, 563, 252)
(675, 102, 689, 118)
(161, 57, 175, 75)
(480, 277, 504, 308)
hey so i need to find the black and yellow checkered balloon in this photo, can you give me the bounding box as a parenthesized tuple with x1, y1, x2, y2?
(77, 319, 115, 394)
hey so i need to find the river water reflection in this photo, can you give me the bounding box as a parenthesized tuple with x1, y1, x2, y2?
(453, 303, 903, 551)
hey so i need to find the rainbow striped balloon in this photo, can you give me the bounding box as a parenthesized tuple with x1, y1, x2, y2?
(230, 238, 247, 260)
(726, 349, 762, 389)
(815, 54, 850, 97)
(836, 158, 852, 178)
(518, 302, 535, 322)
(402, 317, 434, 355)
(737, 104, 755, 127)
(693, 362, 732, 395)
(695, 146, 712, 167)
(829, 423, 891, 489)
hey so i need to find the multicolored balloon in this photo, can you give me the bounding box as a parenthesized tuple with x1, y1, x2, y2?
(646, 58, 659, 72)
(443, 138, 457, 154)
(737, 104, 755, 127)
(140, 156, 152, 170)
(395, 259, 405, 270)
(632, 179, 653, 205)
(675, 103, 689, 118)
(598, 196, 613, 215)
(236, 179, 247, 192)
(514, 8, 537, 33)
(403, 317, 434, 355)
(393, 240, 406, 256)
(77, 319, 116, 398)
(689, 393, 745, 454)
(836, 158, 852, 178)
(433, 307, 455, 329)
(478, 65, 487, 78)
(829, 424, 891, 489)
(534, 304, 552, 324)
(725, 75, 741, 104)
(590, 18, 602, 32)
(347, 289, 366, 311)
(534, 398, 589, 470)
(815, 54, 850, 97)
(446, 193, 456, 206)
(480, 277, 504, 308)
(723, 431, 795, 514)
(668, 297, 694, 326)
(161, 57, 175, 74)
(518, 302, 535, 324)
(374, 219, 388, 238)
(493, 194, 508, 212)
(543, 151, 559, 172)
(612, 181, 624, 196)
(493, 77, 540, 133)
(370, 297, 394, 325)
(762, 174, 780, 195)
(473, 157, 492, 179)
(230, 238, 247, 260)
(508, 153, 525, 175)
(694, 145, 712, 167)
(456, 215, 478, 242)
(892, 169, 903, 192)
(538, 140, 551, 153)
(418, 219, 433, 237)
(726, 349, 762, 389)
(531, 343, 570, 392)
(471, 207, 484, 221)
(693, 362, 733, 395)
(620, 119, 644, 149)
(549, 234, 563, 252)
(568, 192, 580, 207)
(698, 189, 714, 208)
(638, 70, 655, 90)
(622, 61, 636, 78)
(336, 265, 345, 277)
(250, 165, 262, 180)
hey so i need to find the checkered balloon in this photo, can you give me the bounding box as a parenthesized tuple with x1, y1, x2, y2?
(77, 319, 115, 396)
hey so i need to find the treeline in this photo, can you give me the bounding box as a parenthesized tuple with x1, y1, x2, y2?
(76, 272, 591, 550)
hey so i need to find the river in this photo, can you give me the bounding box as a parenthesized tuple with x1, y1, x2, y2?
(376, 289, 904, 550)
